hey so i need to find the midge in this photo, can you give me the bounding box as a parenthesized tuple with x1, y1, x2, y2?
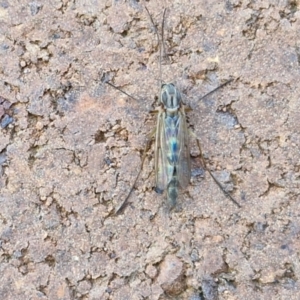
(106, 7, 241, 214)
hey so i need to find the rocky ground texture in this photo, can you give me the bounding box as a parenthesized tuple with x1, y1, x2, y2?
(0, 0, 300, 299)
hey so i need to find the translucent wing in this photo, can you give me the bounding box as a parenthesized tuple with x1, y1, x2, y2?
(155, 110, 173, 192)
(176, 108, 191, 188)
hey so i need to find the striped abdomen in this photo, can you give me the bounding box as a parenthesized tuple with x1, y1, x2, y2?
(165, 114, 180, 208)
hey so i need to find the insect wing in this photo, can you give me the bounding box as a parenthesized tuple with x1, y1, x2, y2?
(176, 108, 191, 188)
(155, 111, 173, 192)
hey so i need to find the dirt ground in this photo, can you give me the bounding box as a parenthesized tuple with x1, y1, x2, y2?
(0, 0, 300, 299)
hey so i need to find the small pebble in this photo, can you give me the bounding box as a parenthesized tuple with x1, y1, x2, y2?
(36, 121, 44, 130)
(20, 60, 27, 67)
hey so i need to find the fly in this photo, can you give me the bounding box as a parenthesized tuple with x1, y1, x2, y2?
(106, 7, 241, 214)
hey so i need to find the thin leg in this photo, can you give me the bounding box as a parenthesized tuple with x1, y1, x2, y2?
(192, 131, 241, 208)
(105, 82, 140, 102)
(105, 80, 158, 214)
(115, 129, 156, 214)
(197, 78, 234, 102)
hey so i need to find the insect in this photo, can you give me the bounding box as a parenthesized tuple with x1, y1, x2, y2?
(106, 7, 241, 214)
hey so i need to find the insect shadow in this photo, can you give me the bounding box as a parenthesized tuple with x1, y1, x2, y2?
(105, 7, 241, 214)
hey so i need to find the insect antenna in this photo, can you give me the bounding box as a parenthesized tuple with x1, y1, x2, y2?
(160, 9, 168, 86)
(144, 6, 167, 97)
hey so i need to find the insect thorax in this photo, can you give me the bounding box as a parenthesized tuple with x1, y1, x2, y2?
(161, 83, 182, 114)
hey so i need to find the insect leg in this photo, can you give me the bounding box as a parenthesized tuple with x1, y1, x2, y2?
(197, 79, 234, 102)
(115, 128, 156, 214)
(191, 131, 241, 208)
(105, 82, 140, 102)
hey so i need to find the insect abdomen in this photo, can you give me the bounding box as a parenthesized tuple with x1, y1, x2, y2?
(167, 170, 179, 209)
(165, 115, 180, 208)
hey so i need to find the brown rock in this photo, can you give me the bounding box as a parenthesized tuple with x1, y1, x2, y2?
(157, 254, 186, 296)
